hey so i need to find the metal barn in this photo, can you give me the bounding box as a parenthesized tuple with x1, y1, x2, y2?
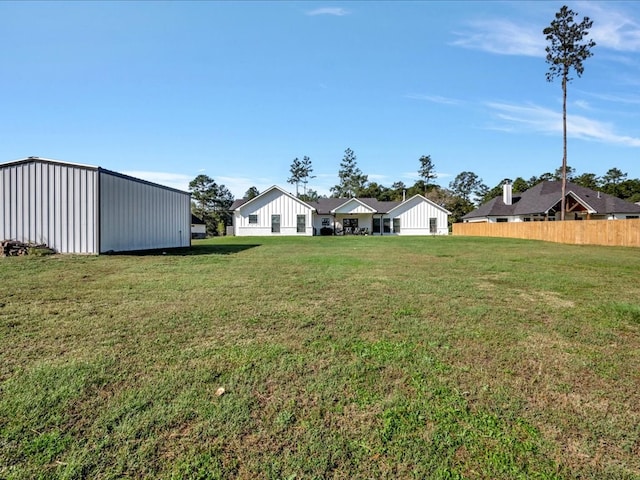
(0, 157, 191, 254)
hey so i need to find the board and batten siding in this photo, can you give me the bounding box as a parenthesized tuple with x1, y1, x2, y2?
(234, 188, 313, 236)
(388, 196, 449, 235)
(99, 171, 191, 252)
(0, 161, 98, 253)
(334, 203, 375, 215)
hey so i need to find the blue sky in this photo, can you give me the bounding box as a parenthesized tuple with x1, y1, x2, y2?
(2, 1, 640, 198)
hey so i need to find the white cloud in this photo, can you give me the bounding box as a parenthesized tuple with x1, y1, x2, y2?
(573, 99, 591, 110)
(452, 4, 640, 58)
(451, 19, 544, 56)
(486, 101, 640, 147)
(405, 94, 462, 105)
(306, 7, 350, 17)
(580, 3, 640, 52)
(585, 91, 640, 105)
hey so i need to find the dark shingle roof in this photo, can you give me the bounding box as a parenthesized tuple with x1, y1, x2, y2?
(230, 198, 249, 210)
(463, 181, 640, 219)
(232, 194, 403, 214)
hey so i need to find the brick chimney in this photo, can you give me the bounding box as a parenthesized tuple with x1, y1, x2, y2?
(503, 181, 512, 205)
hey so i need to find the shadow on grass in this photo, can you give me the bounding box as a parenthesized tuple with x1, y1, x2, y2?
(105, 244, 261, 257)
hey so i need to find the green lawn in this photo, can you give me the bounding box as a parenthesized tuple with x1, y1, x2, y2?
(1, 235, 639, 479)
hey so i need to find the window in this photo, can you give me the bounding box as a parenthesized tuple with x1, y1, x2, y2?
(383, 218, 391, 233)
(393, 218, 400, 233)
(297, 214, 306, 233)
(627, 216, 639, 219)
(248, 214, 258, 224)
(429, 218, 437, 234)
(496, 218, 508, 223)
(271, 214, 280, 233)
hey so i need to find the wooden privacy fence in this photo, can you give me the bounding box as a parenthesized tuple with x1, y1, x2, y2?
(452, 219, 640, 247)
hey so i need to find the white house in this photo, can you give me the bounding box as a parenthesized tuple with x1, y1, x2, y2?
(0, 157, 192, 253)
(231, 185, 450, 236)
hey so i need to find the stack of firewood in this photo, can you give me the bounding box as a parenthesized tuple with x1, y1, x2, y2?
(1, 240, 55, 256)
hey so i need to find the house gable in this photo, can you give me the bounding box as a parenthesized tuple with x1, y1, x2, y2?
(387, 194, 451, 216)
(235, 185, 313, 213)
(331, 198, 377, 214)
(233, 185, 315, 236)
(385, 194, 450, 235)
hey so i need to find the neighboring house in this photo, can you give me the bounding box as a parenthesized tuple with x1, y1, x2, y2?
(0, 157, 192, 253)
(231, 185, 450, 236)
(463, 181, 640, 223)
(191, 214, 206, 239)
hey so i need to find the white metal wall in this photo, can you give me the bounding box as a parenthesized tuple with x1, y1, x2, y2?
(99, 171, 191, 252)
(234, 188, 313, 236)
(0, 161, 98, 253)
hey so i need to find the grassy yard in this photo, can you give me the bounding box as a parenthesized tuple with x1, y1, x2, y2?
(1, 235, 639, 479)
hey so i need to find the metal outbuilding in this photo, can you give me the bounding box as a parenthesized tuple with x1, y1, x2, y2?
(0, 157, 192, 254)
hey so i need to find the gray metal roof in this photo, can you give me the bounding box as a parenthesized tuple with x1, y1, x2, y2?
(463, 181, 640, 219)
(0, 156, 98, 170)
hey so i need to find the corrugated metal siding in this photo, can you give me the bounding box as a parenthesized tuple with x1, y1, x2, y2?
(99, 171, 191, 252)
(235, 188, 313, 236)
(0, 161, 98, 253)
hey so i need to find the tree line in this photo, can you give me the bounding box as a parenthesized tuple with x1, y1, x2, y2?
(190, 147, 640, 236)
